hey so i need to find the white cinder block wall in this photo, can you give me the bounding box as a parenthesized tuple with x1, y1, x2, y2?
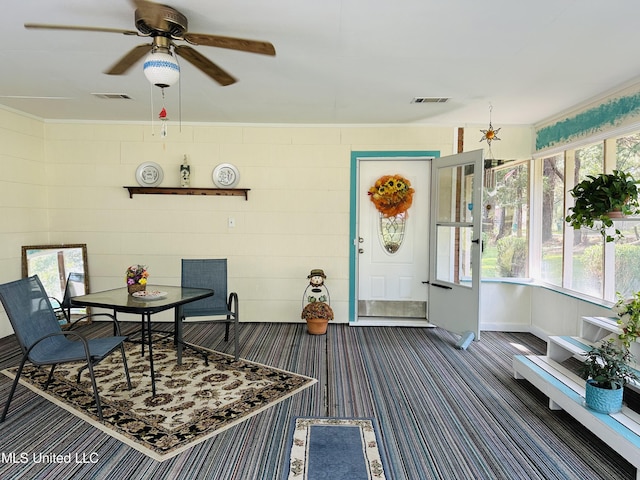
(1, 106, 466, 332)
(0, 109, 47, 337)
(1, 106, 608, 340)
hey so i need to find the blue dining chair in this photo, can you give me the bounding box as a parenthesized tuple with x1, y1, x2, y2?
(181, 259, 239, 360)
(0, 275, 132, 422)
(47, 272, 86, 327)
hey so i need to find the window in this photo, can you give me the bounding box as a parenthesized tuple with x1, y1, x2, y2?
(535, 130, 640, 302)
(613, 133, 640, 297)
(541, 154, 564, 286)
(568, 142, 605, 298)
(482, 160, 529, 278)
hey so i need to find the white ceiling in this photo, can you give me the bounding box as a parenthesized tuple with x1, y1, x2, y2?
(3, 0, 640, 126)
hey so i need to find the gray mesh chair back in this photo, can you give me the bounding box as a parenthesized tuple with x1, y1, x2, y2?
(50, 272, 86, 325)
(61, 272, 86, 307)
(181, 259, 239, 360)
(0, 275, 131, 421)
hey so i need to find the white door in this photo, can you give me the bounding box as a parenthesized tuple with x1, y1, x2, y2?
(428, 150, 483, 339)
(357, 159, 431, 320)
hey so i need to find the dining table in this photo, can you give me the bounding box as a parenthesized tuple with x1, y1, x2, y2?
(70, 285, 214, 396)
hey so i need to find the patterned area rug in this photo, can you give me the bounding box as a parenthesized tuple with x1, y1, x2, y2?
(284, 418, 387, 480)
(1, 336, 316, 462)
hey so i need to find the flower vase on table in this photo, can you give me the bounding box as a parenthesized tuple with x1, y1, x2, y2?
(128, 283, 146, 294)
(126, 264, 148, 295)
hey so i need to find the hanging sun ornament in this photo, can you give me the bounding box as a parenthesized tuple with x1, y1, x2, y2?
(368, 174, 415, 217)
(480, 124, 500, 145)
(480, 105, 501, 146)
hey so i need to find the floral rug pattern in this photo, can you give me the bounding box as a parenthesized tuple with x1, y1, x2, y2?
(2, 336, 316, 461)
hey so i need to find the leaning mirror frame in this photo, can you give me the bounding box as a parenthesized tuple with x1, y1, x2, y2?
(21, 243, 90, 326)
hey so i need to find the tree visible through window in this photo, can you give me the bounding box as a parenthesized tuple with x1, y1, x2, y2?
(482, 160, 529, 278)
(541, 154, 564, 286)
(570, 142, 604, 297)
(614, 133, 640, 296)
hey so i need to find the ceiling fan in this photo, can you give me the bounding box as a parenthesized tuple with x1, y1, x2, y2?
(24, 0, 276, 87)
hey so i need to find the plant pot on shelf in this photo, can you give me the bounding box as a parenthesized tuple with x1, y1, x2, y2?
(128, 283, 146, 295)
(606, 209, 625, 219)
(584, 379, 624, 414)
(580, 340, 637, 413)
(306, 318, 328, 335)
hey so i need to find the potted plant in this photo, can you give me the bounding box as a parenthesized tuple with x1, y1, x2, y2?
(565, 170, 639, 242)
(301, 301, 334, 335)
(579, 340, 638, 413)
(612, 291, 640, 348)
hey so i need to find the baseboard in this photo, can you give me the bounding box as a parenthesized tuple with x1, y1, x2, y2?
(352, 317, 436, 328)
(480, 322, 532, 333)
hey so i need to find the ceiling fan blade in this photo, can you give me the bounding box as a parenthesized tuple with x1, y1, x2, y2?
(174, 45, 236, 86)
(183, 33, 276, 56)
(24, 23, 139, 36)
(105, 44, 151, 75)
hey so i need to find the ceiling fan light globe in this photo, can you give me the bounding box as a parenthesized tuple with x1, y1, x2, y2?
(143, 51, 180, 88)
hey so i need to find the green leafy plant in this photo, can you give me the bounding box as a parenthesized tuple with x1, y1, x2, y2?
(565, 170, 639, 242)
(613, 291, 640, 348)
(579, 340, 638, 390)
(496, 236, 527, 277)
(580, 244, 640, 296)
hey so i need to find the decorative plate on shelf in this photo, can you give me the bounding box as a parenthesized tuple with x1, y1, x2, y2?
(212, 163, 240, 188)
(131, 290, 167, 300)
(135, 162, 164, 187)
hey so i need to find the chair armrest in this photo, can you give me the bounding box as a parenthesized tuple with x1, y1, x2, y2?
(68, 312, 124, 335)
(48, 296, 63, 308)
(227, 292, 239, 317)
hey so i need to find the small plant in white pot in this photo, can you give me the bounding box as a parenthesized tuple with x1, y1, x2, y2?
(579, 340, 638, 414)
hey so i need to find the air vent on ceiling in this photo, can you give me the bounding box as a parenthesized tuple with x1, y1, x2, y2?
(411, 97, 449, 104)
(91, 93, 132, 100)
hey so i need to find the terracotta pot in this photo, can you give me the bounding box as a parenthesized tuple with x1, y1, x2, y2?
(306, 318, 328, 335)
(128, 283, 146, 294)
(606, 210, 625, 219)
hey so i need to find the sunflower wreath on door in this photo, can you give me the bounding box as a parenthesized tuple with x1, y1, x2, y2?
(368, 174, 415, 254)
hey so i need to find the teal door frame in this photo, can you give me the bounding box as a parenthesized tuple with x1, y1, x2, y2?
(349, 150, 440, 322)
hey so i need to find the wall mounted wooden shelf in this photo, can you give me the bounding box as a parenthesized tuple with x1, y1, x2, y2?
(124, 186, 250, 200)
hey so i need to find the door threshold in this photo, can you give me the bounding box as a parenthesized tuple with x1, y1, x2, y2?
(352, 317, 437, 328)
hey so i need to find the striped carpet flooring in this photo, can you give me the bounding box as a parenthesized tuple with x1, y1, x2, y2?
(0, 321, 635, 479)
